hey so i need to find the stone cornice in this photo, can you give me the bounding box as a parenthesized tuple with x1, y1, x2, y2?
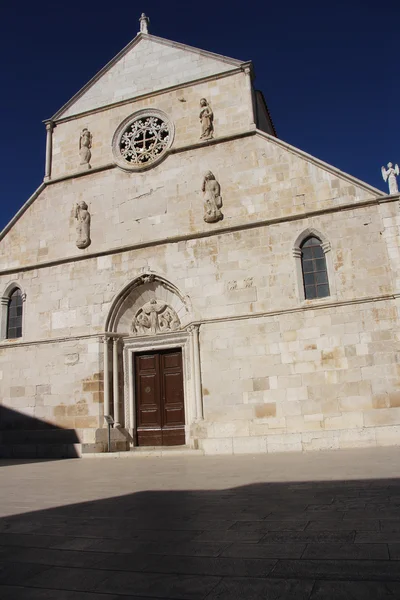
(0, 192, 399, 277)
(45, 129, 256, 185)
(0, 292, 397, 349)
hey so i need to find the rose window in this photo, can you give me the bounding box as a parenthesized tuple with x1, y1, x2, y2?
(112, 110, 174, 171)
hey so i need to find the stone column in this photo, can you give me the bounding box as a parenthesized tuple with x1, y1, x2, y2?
(0, 296, 9, 339)
(190, 325, 203, 420)
(44, 121, 54, 181)
(113, 337, 121, 426)
(243, 65, 256, 129)
(103, 336, 110, 418)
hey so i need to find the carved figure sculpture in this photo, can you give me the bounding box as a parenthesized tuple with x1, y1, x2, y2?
(139, 12, 149, 34)
(382, 162, 399, 194)
(132, 299, 181, 335)
(202, 171, 223, 223)
(75, 202, 91, 249)
(79, 128, 92, 168)
(199, 98, 214, 140)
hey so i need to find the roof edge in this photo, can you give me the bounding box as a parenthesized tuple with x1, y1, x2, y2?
(256, 130, 384, 197)
(50, 33, 247, 121)
(0, 182, 47, 244)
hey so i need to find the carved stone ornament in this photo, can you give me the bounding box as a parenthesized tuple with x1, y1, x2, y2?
(75, 202, 91, 249)
(382, 162, 399, 194)
(132, 299, 181, 335)
(199, 98, 214, 140)
(202, 171, 223, 223)
(137, 274, 155, 285)
(79, 128, 92, 169)
(112, 110, 174, 172)
(139, 12, 149, 34)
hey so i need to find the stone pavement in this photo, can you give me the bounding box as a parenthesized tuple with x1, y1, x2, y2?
(1, 447, 400, 599)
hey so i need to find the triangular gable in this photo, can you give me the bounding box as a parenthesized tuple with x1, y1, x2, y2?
(256, 130, 384, 197)
(52, 33, 246, 120)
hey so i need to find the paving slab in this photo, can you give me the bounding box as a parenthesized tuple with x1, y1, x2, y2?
(1, 447, 400, 599)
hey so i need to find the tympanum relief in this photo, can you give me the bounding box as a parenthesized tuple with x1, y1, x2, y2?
(202, 171, 223, 223)
(75, 202, 91, 249)
(199, 98, 214, 140)
(132, 299, 181, 335)
(79, 128, 92, 169)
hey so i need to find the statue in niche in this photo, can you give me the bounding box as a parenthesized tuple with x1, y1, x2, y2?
(79, 128, 92, 169)
(199, 98, 214, 140)
(139, 13, 149, 34)
(75, 202, 91, 249)
(381, 162, 399, 194)
(202, 171, 223, 223)
(132, 299, 181, 335)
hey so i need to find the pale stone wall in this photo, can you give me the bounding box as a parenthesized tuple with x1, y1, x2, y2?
(196, 300, 400, 453)
(0, 338, 103, 442)
(1, 133, 379, 271)
(51, 71, 254, 180)
(1, 198, 399, 452)
(0, 202, 393, 342)
(60, 37, 242, 118)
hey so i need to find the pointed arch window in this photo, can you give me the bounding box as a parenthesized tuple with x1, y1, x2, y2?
(6, 288, 23, 339)
(301, 236, 330, 299)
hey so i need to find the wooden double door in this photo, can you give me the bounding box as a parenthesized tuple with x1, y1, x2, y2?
(135, 349, 185, 446)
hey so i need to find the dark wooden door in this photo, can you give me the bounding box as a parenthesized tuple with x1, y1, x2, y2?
(135, 349, 185, 446)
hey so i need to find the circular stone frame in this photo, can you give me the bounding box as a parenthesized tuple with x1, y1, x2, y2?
(111, 109, 175, 172)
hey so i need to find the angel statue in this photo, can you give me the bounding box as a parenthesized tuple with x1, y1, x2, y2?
(199, 98, 214, 140)
(79, 128, 92, 168)
(381, 162, 399, 195)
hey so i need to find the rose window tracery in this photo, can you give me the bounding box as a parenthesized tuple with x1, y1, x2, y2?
(112, 110, 174, 171)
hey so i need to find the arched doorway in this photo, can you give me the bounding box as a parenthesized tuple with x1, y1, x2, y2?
(104, 273, 202, 448)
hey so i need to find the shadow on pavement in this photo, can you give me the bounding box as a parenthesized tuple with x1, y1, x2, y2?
(0, 475, 400, 598)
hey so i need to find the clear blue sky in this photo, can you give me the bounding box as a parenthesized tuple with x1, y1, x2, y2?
(0, 0, 398, 231)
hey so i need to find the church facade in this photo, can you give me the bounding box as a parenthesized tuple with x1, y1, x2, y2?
(1, 20, 400, 457)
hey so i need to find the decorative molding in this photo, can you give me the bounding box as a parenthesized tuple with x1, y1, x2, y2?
(293, 227, 331, 254)
(105, 272, 192, 334)
(122, 330, 197, 438)
(2, 290, 400, 350)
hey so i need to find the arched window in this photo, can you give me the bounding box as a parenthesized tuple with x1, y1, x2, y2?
(6, 288, 23, 339)
(300, 236, 330, 299)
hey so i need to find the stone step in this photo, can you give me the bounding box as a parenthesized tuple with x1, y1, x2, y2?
(82, 446, 203, 458)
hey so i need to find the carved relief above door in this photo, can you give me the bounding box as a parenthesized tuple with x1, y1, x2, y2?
(132, 299, 181, 335)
